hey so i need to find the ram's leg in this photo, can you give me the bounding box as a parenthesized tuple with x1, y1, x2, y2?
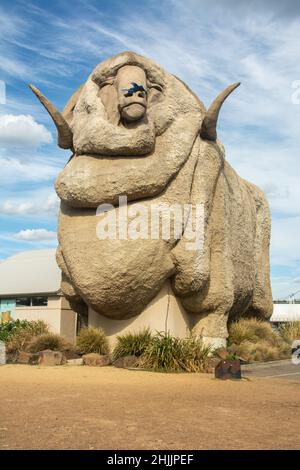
(172, 139, 223, 296)
(184, 244, 234, 349)
(180, 175, 234, 350)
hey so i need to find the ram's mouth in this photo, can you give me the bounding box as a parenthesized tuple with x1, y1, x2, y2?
(120, 101, 147, 122)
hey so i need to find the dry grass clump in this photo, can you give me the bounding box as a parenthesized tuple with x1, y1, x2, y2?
(6, 329, 34, 354)
(1, 319, 49, 344)
(76, 327, 110, 355)
(28, 333, 68, 353)
(6, 320, 50, 354)
(279, 322, 300, 345)
(229, 318, 274, 344)
(235, 340, 289, 362)
(228, 318, 290, 362)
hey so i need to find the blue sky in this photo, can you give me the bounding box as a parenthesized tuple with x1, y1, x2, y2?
(0, 0, 300, 299)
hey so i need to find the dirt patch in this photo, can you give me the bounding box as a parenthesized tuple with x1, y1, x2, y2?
(0, 364, 299, 450)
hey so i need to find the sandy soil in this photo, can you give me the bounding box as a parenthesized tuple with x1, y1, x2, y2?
(0, 364, 299, 450)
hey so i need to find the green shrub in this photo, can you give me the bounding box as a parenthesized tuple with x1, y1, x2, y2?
(28, 333, 68, 353)
(26, 320, 49, 336)
(76, 327, 109, 355)
(113, 328, 152, 360)
(4, 320, 49, 353)
(140, 332, 211, 372)
(228, 318, 290, 362)
(0, 319, 48, 342)
(279, 322, 300, 344)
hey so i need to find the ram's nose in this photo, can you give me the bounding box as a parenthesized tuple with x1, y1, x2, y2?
(116, 65, 147, 122)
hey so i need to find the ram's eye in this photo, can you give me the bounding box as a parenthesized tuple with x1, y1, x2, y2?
(148, 82, 163, 93)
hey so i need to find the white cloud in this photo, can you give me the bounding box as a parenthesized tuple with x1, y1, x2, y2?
(14, 228, 57, 241)
(0, 191, 59, 216)
(0, 114, 52, 147)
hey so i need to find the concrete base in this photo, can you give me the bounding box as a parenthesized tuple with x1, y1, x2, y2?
(88, 281, 228, 350)
(88, 281, 191, 347)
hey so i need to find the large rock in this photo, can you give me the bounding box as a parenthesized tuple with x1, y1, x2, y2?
(38, 350, 66, 366)
(31, 51, 273, 347)
(82, 353, 111, 367)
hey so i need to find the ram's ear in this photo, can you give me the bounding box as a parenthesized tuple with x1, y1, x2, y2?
(62, 84, 84, 124)
(28, 84, 73, 150)
(200, 82, 240, 141)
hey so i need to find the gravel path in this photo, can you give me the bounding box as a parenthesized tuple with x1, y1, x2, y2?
(0, 364, 299, 450)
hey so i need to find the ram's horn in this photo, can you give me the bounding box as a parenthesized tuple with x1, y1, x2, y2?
(200, 82, 241, 141)
(29, 84, 73, 149)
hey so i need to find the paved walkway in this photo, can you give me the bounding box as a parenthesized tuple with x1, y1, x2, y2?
(242, 359, 300, 381)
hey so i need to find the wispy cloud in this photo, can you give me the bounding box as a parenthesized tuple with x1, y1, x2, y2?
(0, 155, 61, 184)
(0, 190, 59, 216)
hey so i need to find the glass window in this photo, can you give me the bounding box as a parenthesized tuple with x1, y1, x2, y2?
(32, 297, 48, 307)
(16, 297, 31, 307)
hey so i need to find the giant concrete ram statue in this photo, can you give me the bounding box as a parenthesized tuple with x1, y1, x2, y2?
(30, 51, 273, 347)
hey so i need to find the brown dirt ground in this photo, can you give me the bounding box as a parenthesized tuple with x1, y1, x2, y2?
(0, 364, 299, 450)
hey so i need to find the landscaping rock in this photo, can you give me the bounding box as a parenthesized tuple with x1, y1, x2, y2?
(82, 353, 111, 367)
(113, 355, 139, 369)
(215, 359, 242, 380)
(67, 358, 83, 366)
(18, 351, 39, 365)
(38, 349, 66, 366)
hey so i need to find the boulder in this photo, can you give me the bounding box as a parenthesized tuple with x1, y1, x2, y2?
(82, 353, 111, 367)
(18, 351, 39, 365)
(215, 359, 242, 380)
(113, 355, 139, 369)
(38, 349, 66, 366)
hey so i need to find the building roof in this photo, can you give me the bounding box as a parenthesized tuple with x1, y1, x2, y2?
(270, 303, 300, 322)
(0, 249, 61, 297)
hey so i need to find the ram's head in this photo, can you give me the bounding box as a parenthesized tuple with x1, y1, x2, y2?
(29, 51, 239, 208)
